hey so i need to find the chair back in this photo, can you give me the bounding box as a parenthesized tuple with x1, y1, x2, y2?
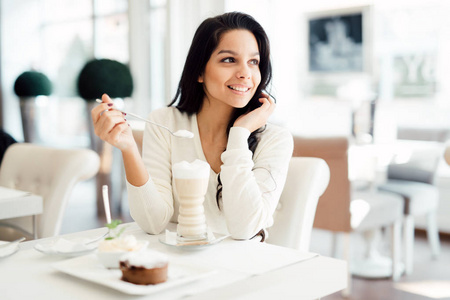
(387, 145, 442, 185)
(293, 136, 352, 233)
(0, 143, 100, 238)
(267, 157, 330, 252)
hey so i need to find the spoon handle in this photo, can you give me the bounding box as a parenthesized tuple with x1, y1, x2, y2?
(95, 99, 175, 136)
(124, 112, 174, 135)
(0, 237, 26, 249)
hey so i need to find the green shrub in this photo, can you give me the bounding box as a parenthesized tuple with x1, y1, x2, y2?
(77, 58, 133, 101)
(14, 71, 52, 97)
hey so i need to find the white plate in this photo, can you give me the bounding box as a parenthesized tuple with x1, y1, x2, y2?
(34, 241, 97, 257)
(159, 233, 228, 250)
(52, 254, 217, 295)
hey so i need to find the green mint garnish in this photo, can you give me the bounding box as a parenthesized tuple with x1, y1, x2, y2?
(105, 219, 126, 239)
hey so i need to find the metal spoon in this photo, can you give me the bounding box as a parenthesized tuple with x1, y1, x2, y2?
(95, 99, 194, 138)
(84, 231, 109, 245)
(0, 237, 26, 249)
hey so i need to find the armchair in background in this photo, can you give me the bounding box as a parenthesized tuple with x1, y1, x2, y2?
(0, 143, 100, 239)
(378, 147, 442, 275)
(293, 136, 404, 296)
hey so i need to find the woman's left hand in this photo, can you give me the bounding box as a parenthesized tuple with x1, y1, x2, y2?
(233, 93, 275, 132)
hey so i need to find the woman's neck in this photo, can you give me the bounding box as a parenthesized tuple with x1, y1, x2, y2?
(197, 97, 234, 173)
(197, 98, 234, 142)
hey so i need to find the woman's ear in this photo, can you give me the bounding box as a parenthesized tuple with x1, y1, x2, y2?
(198, 74, 203, 83)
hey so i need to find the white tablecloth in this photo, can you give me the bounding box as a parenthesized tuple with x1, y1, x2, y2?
(0, 223, 346, 300)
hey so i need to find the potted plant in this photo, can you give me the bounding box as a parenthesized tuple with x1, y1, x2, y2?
(77, 58, 133, 101)
(77, 58, 133, 217)
(77, 58, 133, 148)
(13, 71, 53, 143)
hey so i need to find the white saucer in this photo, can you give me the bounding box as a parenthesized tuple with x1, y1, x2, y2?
(159, 232, 228, 250)
(34, 240, 97, 257)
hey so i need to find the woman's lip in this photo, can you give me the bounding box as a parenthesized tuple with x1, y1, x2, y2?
(227, 85, 251, 92)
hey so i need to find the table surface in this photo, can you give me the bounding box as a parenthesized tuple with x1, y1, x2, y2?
(0, 186, 43, 219)
(0, 223, 347, 300)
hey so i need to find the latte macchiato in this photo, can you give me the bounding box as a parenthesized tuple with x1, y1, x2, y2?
(172, 160, 210, 241)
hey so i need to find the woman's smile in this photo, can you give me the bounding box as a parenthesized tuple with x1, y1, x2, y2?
(227, 84, 251, 93)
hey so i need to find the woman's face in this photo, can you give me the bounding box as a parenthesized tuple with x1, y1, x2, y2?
(199, 29, 261, 109)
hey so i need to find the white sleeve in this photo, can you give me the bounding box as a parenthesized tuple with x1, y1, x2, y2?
(220, 126, 293, 239)
(126, 112, 174, 235)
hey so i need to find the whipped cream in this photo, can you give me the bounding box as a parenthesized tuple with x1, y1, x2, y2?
(98, 235, 143, 252)
(120, 250, 169, 268)
(172, 159, 210, 179)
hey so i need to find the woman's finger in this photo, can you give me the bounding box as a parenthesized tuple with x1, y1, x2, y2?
(108, 122, 131, 148)
(93, 102, 125, 123)
(95, 114, 127, 137)
(91, 94, 114, 123)
(101, 93, 113, 103)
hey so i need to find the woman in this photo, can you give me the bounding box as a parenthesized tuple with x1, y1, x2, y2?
(92, 12, 293, 240)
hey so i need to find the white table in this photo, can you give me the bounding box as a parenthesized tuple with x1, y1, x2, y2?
(0, 186, 43, 239)
(1, 223, 347, 300)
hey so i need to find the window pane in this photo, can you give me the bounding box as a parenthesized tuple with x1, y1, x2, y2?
(43, 0, 92, 23)
(94, 0, 127, 16)
(95, 13, 129, 63)
(42, 20, 94, 97)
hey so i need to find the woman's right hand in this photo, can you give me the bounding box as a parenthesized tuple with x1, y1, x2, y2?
(91, 93, 135, 152)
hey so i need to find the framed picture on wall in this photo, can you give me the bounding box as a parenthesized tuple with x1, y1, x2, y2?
(306, 6, 373, 95)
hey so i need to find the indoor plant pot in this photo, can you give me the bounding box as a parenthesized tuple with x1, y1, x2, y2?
(13, 71, 53, 143)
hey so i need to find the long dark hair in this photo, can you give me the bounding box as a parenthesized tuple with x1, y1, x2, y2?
(168, 12, 273, 207)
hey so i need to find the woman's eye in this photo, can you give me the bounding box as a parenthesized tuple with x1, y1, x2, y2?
(222, 57, 235, 63)
(249, 59, 260, 65)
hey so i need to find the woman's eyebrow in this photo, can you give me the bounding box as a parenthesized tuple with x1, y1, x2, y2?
(217, 49, 260, 56)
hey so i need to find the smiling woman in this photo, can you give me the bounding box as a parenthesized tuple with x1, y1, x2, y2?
(91, 12, 293, 242)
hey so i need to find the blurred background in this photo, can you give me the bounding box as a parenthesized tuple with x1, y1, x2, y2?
(2, 0, 450, 144)
(3, 0, 450, 233)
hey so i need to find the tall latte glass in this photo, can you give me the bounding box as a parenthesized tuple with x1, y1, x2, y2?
(172, 159, 210, 242)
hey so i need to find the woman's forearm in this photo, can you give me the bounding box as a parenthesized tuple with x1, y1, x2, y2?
(121, 146, 149, 187)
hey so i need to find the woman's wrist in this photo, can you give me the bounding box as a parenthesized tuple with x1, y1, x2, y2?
(226, 127, 251, 150)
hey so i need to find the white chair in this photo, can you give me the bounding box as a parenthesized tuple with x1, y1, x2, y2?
(266, 157, 330, 252)
(0, 143, 100, 239)
(292, 136, 404, 297)
(378, 149, 442, 275)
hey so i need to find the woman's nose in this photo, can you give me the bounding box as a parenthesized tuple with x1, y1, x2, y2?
(236, 64, 251, 79)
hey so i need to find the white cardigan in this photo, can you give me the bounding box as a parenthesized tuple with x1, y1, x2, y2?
(126, 107, 293, 239)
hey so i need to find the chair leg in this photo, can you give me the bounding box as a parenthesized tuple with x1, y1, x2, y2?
(341, 232, 351, 298)
(426, 211, 441, 259)
(403, 215, 414, 275)
(391, 220, 402, 280)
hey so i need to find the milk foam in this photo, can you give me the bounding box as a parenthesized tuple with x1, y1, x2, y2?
(173, 159, 210, 179)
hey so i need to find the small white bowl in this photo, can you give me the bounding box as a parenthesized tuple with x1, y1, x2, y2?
(97, 241, 148, 269)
